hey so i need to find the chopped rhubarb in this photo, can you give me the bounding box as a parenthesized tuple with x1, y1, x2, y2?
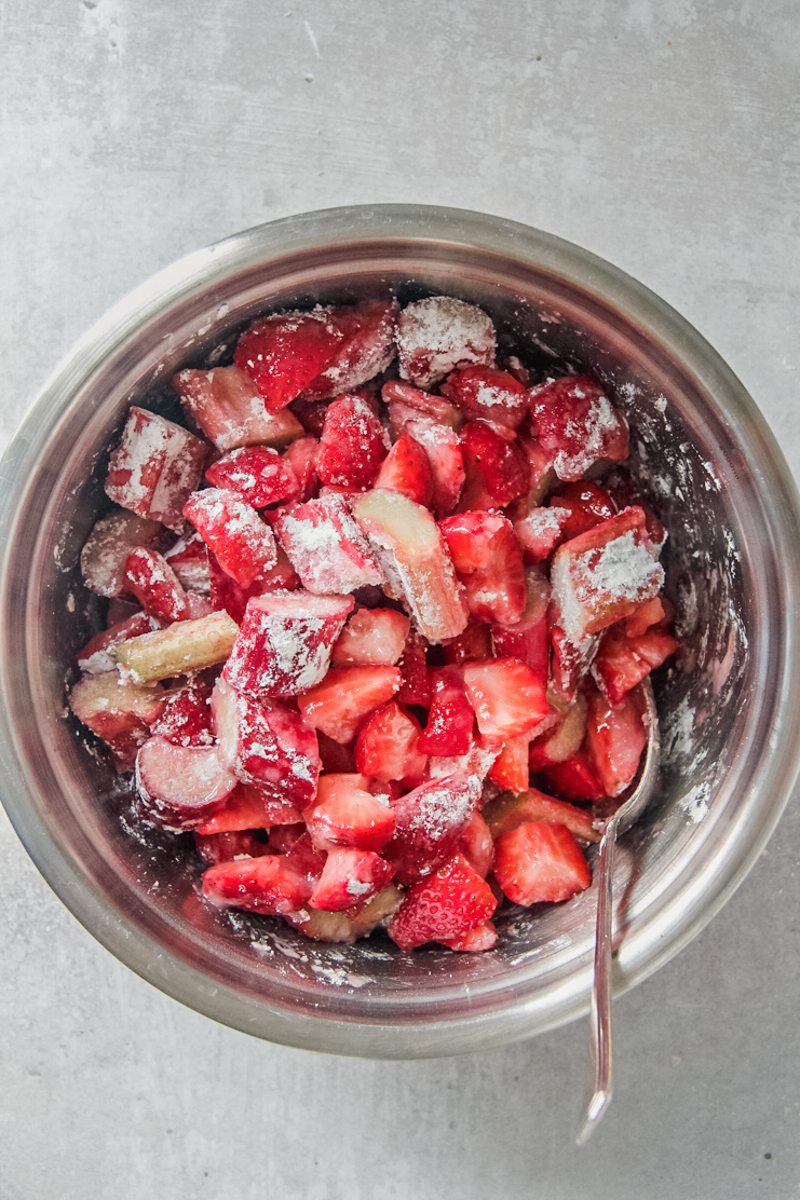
(383, 379, 462, 433)
(287, 885, 402, 943)
(396, 296, 496, 388)
(113, 609, 239, 683)
(174, 364, 303, 450)
(151, 678, 213, 747)
(77, 611, 159, 675)
(485, 788, 601, 844)
(528, 692, 587, 769)
(183, 488, 277, 588)
(69, 671, 167, 766)
(404, 419, 465, 514)
(332, 607, 410, 668)
(105, 406, 207, 531)
(300, 298, 397, 400)
(135, 736, 238, 830)
(123, 547, 190, 622)
(81, 510, 165, 598)
(274, 493, 383, 594)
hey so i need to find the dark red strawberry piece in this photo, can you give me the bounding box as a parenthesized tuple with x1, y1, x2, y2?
(442, 620, 492, 666)
(385, 773, 477, 884)
(396, 296, 496, 388)
(184, 488, 277, 588)
(81, 510, 165, 598)
(387, 852, 497, 949)
(529, 375, 628, 482)
(283, 830, 327, 887)
(309, 847, 394, 912)
(197, 781, 301, 833)
(374, 431, 434, 507)
(203, 855, 311, 914)
(151, 678, 213, 747)
(307, 777, 396, 851)
(459, 420, 530, 510)
(442, 364, 527, 429)
(355, 700, 428, 787)
(195, 830, 270, 865)
(593, 626, 679, 705)
(205, 445, 299, 508)
(174, 365, 303, 450)
(485, 788, 601, 844)
(300, 298, 398, 400)
(332, 607, 410, 668)
(493, 820, 591, 906)
(491, 568, 550, 682)
(417, 668, 475, 756)
(123, 547, 190, 622)
(135, 736, 238, 830)
(317, 732, 357, 774)
(440, 510, 526, 626)
(396, 624, 432, 707)
(105, 406, 208, 532)
(274, 493, 383, 595)
(541, 749, 606, 803)
(298, 666, 401, 744)
(207, 544, 299, 623)
(234, 308, 345, 412)
(282, 435, 319, 502)
(316, 394, 389, 489)
(463, 658, 548, 743)
(548, 480, 616, 541)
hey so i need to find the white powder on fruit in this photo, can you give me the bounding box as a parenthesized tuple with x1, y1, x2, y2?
(397, 296, 497, 387)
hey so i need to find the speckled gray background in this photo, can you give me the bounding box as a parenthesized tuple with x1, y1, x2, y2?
(2, 2, 799, 1197)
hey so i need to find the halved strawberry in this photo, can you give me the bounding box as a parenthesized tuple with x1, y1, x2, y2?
(184, 488, 277, 588)
(548, 480, 616, 541)
(593, 626, 680, 704)
(459, 420, 530, 511)
(174, 364, 304, 450)
(123, 547, 190, 622)
(135, 736, 238, 830)
(316, 394, 389, 489)
(80, 510, 165, 598)
(355, 700, 428, 786)
(458, 811, 495, 877)
(223, 589, 354, 698)
(417, 668, 475, 756)
(383, 379, 462, 434)
(442, 364, 528, 429)
(484, 789, 601, 844)
(396, 624, 433, 707)
(387, 852, 497, 949)
(541, 749, 605, 803)
(493, 820, 591, 906)
(282, 435, 319, 503)
(77, 611, 160, 675)
(490, 568, 550, 683)
(529, 375, 629, 481)
(386, 773, 477, 883)
(585, 685, 646, 797)
(205, 445, 299, 508)
(202, 855, 311, 914)
(297, 666, 401, 743)
(274, 493, 383, 595)
(513, 506, 570, 563)
(404, 419, 465, 514)
(105, 406, 208, 532)
(488, 733, 531, 793)
(164, 530, 211, 596)
(442, 920, 498, 952)
(300, 297, 398, 400)
(306, 777, 396, 851)
(463, 659, 548, 743)
(528, 692, 587, 769)
(234, 307, 345, 412)
(151, 678, 213, 747)
(69, 671, 168, 766)
(374, 432, 433, 507)
(396, 296, 496, 388)
(194, 830, 270, 865)
(309, 847, 394, 912)
(442, 620, 492, 665)
(196, 781, 301, 833)
(332, 607, 410, 667)
(440, 510, 526, 626)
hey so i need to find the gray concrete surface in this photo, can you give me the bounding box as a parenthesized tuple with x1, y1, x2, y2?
(2, 2, 799, 1197)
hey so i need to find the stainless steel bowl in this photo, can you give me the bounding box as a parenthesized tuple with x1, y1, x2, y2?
(1, 205, 798, 1057)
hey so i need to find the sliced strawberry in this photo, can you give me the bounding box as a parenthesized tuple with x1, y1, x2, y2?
(297, 666, 401, 744)
(352, 489, 468, 644)
(282, 435, 319, 502)
(488, 733, 531, 793)
(123, 547, 190, 622)
(541, 749, 605, 803)
(484, 789, 601, 844)
(212, 677, 320, 807)
(585, 685, 647, 797)
(309, 847, 394, 912)
(624, 595, 667, 638)
(105, 406, 207, 531)
(387, 852, 497, 949)
(164, 530, 211, 596)
(77, 611, 160, 675)
(197, 781, 301, 833)
(593, 626, 679, 704)
(135, 736, 238, 830)
(440, 510, 526, 626)
(306, 778, 396, 851)
(548, 480, 616, 541)
(529, 375, 629, 481)
(234, 307, 345, 412)
(442, 620, 492, 665)
(81, 510, 165, 598)
(490, 568, 550, 682)
(222, 589, 354, 698)
(442, 364, 528, 429)
(386, 773, 477, 883)
(458, 811, 495, 877)
(442, 920, 498, 952)
(396, 296, 496, 388)
(202, 855, 311, 914)
(404, 419, 465, 515)
(493, 820, 591, 906)
(274, 493, 383, 595)
(514, 506, 570, 563)
(300, 297, 398, 400)
(205, 445, 299, 508)
(315, 772, 371, 801)
(174, 364, 304, 450)
(355, 700, 428, 787)
(459, 421, 530, 510)
(184, 488, 277, 588)
(194, 830, 270, 865)
(383, 379, 462, 434)
(316, 394, 389, 489)
(206, 544, 298, 622)
(528, 693, 587, 769)
(396, 624, 432, 707)
(287, 884, 402, 943)
(510, 436, 555, 513)
(151, 678, 213, 747)
(463, 659, 548, 743)
(374, 432, 433, 507)
(332, 607, 410, 667)
(417, 668, 474, 756)
(69, 671, 168, 766)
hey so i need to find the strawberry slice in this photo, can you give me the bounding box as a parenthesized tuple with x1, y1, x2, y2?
(282, 435, 319, 502)
(123, 547, 190, 622)
(442, 920, 498, 952)
(297, 666, 401, 743)
(194, 830, 270, 865)
(234, 307, 345, 412)
(374, 432, 433, 507)
(404, 419, 465, 515)
(206, 545, 298, 622)
(184, 488, 277, 588)
(510, 435, 555, 514)
(309, 847, 394, 912)
(287, 885, 402, 943)
(355, 700, 428, 787)
(387, 852, 497, 949)
(440, 510, 526, 626)
(203, 855, 311, 914)
(593, 626, 680, 704)
(458, 811, 495, 877)
(442, 364, 528, 429)
(77, 611, 160, 675)
(105, 406, 207, 532)
(306, 778, 396, 851)
(417, 668, 475, 756)
(541, 749, 606, 803)
(222, 589, 354, 698)
(459, 421, 530, 510)
(174, 365, 304, 450)
(463, 659, 548, 743)
(135, 736, 238, 830)
(529, 375, 629, 482)
(383, 379, 462, 434)
(274, 493, 383, 595)
(332, 607, 410, 667)
(490, 568, 550, 682)
(488, 733, 532, 793)
(585, 686, 647, 797)
(548, 480, 616, 541)
(299, 298, 398, 400)
(151, 678, 213, 747)
(528, 693, 587, 770)
(212, 677, 320, 807)
(316, 394, 389, 489)
(493, 821, 591, 906)
(442, 620, 492, 665)
(385, 773, 477, 883)
(396, 296, 496, 388)
(485, 789, 601, 844)
(197, 781, 301, 833)
(69, 671, 168, 766)
(397, 624, 433, 707)
(164, 531, 211, 596)
(205, 445, 299, 508)
(80, 510, 165, 598)
(513, 506, 570, 563)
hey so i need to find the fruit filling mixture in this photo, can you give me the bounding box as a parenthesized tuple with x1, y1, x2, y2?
(69, 294, 680, 951)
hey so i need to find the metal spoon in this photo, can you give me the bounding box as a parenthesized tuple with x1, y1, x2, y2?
(576, 679, 661, 1146)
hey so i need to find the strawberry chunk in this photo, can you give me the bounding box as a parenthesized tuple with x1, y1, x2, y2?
(425, 737, 501, 787)
(585, 686, 647, 797)
(443, 920, 498, 952)
(385, 773, 477, 883)
(442, 620, 492, 666)
(77, 611, 160, 675)
(197, 781, 301, 833)
(282, 830, 327, 886)
(306, 778, 396, 851)
(387, 852, 497, 949)
(81, 510, 165, 598)
(490, 568, 550, 681)
(549, 624, 597, 702)
(397, 624, 433, 707)
(459, 421, 530, 510)
(194, 830, 270, 865)
(151, 678, 213, 747)
(105, 406, 207, 531)
(548, 480, 616, 541)
(203, 855, 311, 914)
(205, 445, 299, 508)
(593, 626, 680, 704)
(207, 545, 298, 623)
(488, 733, 532, 793)
(529, 375, 629, 481)
(174, 365, 303, 450)
(297, 666, 401, 743)
(383, 379, 462, 434)
(234, 307, 345, 412)
(541, 749, 606, 803)
(493, 821, 591, 906)
(374, 432, 433, 507)
(135, 736, 238, 830)
(316, 394, 389, 489)
(458, 811, 495, 877)
(442, 364, 527, 429)
(332, 607, 410, 667)
(417, 668, 475, 756)
(184, 488, 277, 588)
(624, 595, 667, 639)
(164, 531, 211, 596)
(309, 847, 394, 912)
(123, 547, 190, 622)
(212, 677, 320, 807)
(511, 436, 555, 513)
(274, 493, 383, 595)
(440, 511, 526, 626)
(300, 298, 398, 400)
(355, 700, 428, 787)
(463, 659, 548, 743)
(223, 589, 354, 698)
(485, 788, 601, 844)
(404, 419, 465, 515)
(282, 435, 319, 502)
(69, 671, 167, 766)
(396, 297, 496, 388)
(514, 506, 570, 563)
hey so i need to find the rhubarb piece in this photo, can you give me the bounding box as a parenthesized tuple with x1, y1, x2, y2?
(493, 821, 591, 906)
(287, 885, 402, 943)
(442, 364, 528, 429)
(404, 419, 465, 514)
(374, 431, 433, 507)
(77, 612, 160, 675)
(68, 671, 167, 765)
(306, 777, 396, 851)
(355, 700, 427, 786)
(123, 547, 190, 622)
(174, 365, 303, 450)
(316, 394, 389, 489)
(300, 298, 398, 400)
(113, 609, 239, 683)
(205, 445, 299, 508)
(105, 406, 207, 531)
(463, 659, 548, 743)
(387, 852, 497, 949)
(151, 678, 214, 747)
(417, 668, 475, 756)
(396, 297, 496, 388)
(80, 510, 165, 599)
(197, 782, 301, 833)
(234, 307, 344, 412)
(440, 510, 526, 626)
(459, 420, 530, 510)
(202, 855, 311, 914)
(332, 607, 410, 668)
(383, 379, 462, 434)
(484, 789, 601, 844)
(386, 773, 477, 883)
(298, 666, 401, 743)
(309, 847, 395, 912)
(135, 736, 238, 830)
(528, 693, 588, 770)
(274, 493, 383, 594)
(183, 488, 277, 588)
(529, 375, 629, 481)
